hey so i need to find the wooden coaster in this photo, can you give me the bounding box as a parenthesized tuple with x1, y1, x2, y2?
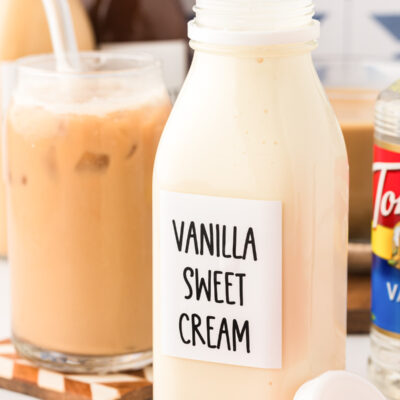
(0, 339, 153, 400)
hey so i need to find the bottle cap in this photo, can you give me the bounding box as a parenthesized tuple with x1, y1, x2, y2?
(294, 371, 385, 400)
(188, 0, 320, 46)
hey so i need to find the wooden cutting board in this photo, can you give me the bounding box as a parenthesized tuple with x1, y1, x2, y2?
(0, 339, 153, 400)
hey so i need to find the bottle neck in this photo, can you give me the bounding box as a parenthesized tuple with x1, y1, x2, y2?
(188, 1, 319, 47)
(189, 40, 318, 76)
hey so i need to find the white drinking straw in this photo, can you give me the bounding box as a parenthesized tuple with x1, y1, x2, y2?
(41, 0, 81, 71)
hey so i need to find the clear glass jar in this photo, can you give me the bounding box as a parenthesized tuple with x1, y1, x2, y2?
(369, 80, 400, 400)
(6, 52, 171, 373)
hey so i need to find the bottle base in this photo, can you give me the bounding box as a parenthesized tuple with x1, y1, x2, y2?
(13, 336, 153, 374)
(369, 326, 400, 400)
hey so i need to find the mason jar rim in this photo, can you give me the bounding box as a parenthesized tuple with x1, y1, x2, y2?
(16, 51, 162, 80)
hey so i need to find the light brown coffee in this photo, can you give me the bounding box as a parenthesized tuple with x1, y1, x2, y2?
(327, 88, 377, 240)
(7, 99, 170, 355)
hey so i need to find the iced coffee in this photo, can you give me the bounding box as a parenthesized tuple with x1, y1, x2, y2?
(6, 53, 170, 372)
(314, 59, 400, 240)
(326, 88, 377, 239)
(0, 0, 94, 259)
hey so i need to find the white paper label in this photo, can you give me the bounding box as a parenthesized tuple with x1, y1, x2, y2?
(159, 190, 282, 369)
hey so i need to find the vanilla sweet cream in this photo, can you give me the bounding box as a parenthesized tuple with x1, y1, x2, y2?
(153, 0, 348, 399)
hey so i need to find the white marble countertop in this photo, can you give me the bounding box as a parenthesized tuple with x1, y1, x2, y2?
(0, 260, 370, 399)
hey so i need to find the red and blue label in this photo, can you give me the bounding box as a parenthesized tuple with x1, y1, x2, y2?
(372, 143, 400, 334)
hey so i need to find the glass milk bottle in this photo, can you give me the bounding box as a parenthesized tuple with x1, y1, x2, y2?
(152, 0, 349, 399)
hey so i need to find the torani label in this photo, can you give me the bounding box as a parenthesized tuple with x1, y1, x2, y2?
(372, 142, 400, 335)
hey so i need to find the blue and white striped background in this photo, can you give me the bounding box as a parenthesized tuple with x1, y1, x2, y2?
(180, 0, 400, 59)
(315, 0, 400, 59)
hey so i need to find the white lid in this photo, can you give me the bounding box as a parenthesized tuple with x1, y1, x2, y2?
(294, 371, 386, 400)
(188, 0, 320, 46)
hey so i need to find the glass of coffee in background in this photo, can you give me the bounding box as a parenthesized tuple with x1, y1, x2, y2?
(6, 52, 171, 373)
(314, 58, 400, 241)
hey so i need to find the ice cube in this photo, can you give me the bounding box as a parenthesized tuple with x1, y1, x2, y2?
(75, 152, 110, 173)
(126, 144, 138, 160)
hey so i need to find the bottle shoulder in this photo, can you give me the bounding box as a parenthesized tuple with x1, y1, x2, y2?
(159, 64, 345, 153)
(154, 54, 347, 191)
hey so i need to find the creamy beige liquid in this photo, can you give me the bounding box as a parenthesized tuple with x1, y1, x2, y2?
(8, 97, 170, 355)
(326, 88, 377, 240)
(153, 45, 348, 399)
